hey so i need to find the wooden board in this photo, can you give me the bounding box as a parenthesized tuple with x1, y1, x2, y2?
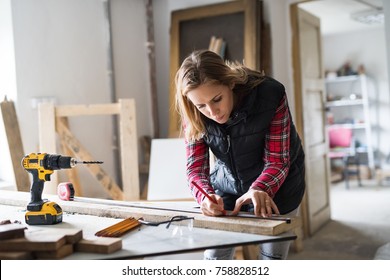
(0, 190, 300, 236)
(0, 232, 66, 252)
(0, 223, 26, 240)
(75, 238, 122, 254)
(0, 228, 82, 252)
(35, 244, 74, 260)
(0, 100, 30, 192)
(0, 251, 33, 260)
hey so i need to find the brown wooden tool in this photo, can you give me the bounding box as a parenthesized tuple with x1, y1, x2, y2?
(95, 217, 141, 237)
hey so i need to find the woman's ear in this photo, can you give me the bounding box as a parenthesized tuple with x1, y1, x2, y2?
(229, 82, 235, 90)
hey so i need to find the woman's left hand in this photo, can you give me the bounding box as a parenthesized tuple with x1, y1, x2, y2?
(230, 189, 280, 217)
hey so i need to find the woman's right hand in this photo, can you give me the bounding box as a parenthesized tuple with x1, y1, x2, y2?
(200, 194, 225, 216)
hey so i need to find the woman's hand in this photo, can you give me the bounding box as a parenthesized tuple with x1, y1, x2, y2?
(200, 194, 225, 216)
(230, 189, 280, 217)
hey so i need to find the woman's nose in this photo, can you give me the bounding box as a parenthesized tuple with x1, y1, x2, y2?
(208, 105, 219, 116)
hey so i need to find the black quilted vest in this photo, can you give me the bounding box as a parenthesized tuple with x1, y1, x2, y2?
(203, 77, 305, 214)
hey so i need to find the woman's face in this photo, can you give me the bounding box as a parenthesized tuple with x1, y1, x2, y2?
(187, 83, 234, 124)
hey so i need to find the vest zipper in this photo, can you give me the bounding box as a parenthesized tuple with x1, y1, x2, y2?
(225, 134, 239, 181)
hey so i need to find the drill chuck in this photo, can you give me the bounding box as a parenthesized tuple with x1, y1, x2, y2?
(44, 154, 73, 170)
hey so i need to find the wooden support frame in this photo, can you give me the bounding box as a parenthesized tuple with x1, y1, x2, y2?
(38, 99, 139, 201)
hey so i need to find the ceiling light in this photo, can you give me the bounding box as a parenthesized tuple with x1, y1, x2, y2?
(351, 9, 384, 24)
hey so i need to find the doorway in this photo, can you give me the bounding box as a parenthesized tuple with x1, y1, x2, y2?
(293, 0, 389, 236)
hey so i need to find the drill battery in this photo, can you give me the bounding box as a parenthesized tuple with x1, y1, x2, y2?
(25, 201, 63, 225)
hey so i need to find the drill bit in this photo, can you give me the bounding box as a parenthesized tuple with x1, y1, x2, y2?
(78, 160, 104, 164)
(69, 158, 103, 167)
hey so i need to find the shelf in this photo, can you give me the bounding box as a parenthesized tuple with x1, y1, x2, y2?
(326, 99, 364, 107)
(325, 73, 374, 174)
(325, 75, 362, 84)
(327, 123, 367, 129)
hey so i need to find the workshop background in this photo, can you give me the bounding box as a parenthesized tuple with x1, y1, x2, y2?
(0, 0, 389, 260)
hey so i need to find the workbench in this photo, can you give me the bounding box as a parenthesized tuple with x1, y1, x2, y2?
(0, 190, 299, 260)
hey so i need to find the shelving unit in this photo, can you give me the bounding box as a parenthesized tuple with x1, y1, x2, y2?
(325, 74, 375, 177)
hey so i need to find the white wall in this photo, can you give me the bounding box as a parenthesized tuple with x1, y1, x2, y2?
(4, 0, 151, 197)
(0, 0, 17, 183)
(384, 0, 390, 166)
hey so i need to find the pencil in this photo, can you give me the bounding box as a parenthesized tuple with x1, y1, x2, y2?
(191, 181, 226, 215)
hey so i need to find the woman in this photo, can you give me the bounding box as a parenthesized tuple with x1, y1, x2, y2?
(175, 50, 305, 260)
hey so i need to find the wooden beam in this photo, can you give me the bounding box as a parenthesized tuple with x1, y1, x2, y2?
(118, 99, 139, 201)
(58, 117, 83, 197)
(0, 100, 30, 192)
(0, 190, 301, 236)
(145, 0, 160, 138)
(38, 102, 58, 194)
(55, 103, 120, 117)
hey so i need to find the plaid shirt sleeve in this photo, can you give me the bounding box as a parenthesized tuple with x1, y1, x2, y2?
(185, 136, 215, 204)
(250, 95, 291, 198)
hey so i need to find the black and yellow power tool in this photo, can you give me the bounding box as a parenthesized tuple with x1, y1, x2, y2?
(21, 153, 103, 225)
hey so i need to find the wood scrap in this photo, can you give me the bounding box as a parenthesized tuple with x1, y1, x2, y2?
(0, 228, 82, 252)
(0, 251, 33, 260)
(34, 244, 74, 260)
(0, 223, 26, 240)
(0, 232, 67, 252)
(75, 238, 122, 254)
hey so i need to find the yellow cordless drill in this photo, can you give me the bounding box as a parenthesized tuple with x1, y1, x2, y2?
(21, 153, 103, 225)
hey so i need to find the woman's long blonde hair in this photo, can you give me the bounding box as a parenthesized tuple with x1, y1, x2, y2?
(175, 50, 264, 141)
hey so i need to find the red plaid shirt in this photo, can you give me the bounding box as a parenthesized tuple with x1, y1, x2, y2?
(185, 95, 291, 204)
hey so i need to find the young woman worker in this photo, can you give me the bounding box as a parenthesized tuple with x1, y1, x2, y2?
(175, 50, 305, 260)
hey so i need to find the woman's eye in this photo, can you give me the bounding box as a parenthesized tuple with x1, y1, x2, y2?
(213, 96, 222, 103)
(197, 105, 205, 110)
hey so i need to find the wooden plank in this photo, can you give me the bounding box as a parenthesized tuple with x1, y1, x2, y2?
(0, 223, 26, 240)
(55, 103, 120, 117)
(0, 251, 33, 260)
(0, 190, 300, 236)
(58, 117, 83, 196)
(0, 233, 66, 252)
(145, 0, 160, 138)
(35, 244, 73, 260)
(38, 102, 58, 194)
(0, 100, 30, 192)
(56, 117, 124, 200)
(75, 237, 122, 254)
(0, 228, 81, 252)
(118, 99, 139, 201)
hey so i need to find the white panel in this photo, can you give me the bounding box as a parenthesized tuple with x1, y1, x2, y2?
(148, 138, 192, 200)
